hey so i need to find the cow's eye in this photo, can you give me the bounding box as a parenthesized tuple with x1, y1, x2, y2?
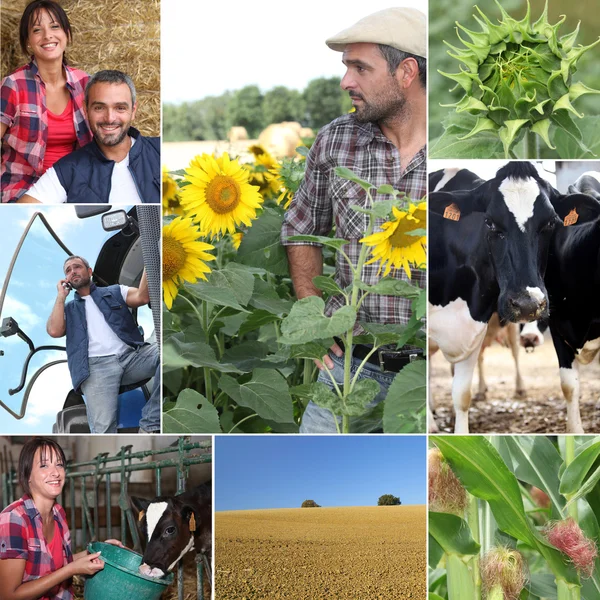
(164, 526, 176, 536)
(484, 218, 496, 230)
(541, 218, 556, 232)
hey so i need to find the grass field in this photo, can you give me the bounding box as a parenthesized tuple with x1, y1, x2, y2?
(215, 505, 426, 599)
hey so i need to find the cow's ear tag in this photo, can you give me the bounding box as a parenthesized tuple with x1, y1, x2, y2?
(443, 203, 461, 221)
(189, 513, 196, 532)
(138, 510, 145, 522)
(564, 208, 579, 226)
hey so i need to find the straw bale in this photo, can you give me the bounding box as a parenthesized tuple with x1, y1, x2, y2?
(1, 0, 160, 136)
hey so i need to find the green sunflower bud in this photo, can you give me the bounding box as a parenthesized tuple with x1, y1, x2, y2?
(439, 0, 600, 157)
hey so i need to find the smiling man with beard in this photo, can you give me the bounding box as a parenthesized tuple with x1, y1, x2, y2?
(281, 7, 427, 433)
(46, 255, 160, 433)
(17, 70, 160, 204)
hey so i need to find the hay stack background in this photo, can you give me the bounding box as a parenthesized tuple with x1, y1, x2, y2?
(1, 0, 160, 137)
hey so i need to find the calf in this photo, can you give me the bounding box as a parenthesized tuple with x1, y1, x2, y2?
(429, 163, 559, 433)
(132, 482, 212, 580)
(545, 172, 600, 432)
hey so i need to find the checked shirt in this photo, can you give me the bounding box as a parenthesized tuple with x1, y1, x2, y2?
(1, 60, 92, 203)
(0, 495, 74, 600)
(281, 113, 426, 332)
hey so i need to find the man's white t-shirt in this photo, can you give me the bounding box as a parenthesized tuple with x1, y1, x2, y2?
(83, 285, 132, 357)
(28, 137, 142, 204)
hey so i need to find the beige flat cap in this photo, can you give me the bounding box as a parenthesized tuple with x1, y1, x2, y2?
(326, 7, 427, 58)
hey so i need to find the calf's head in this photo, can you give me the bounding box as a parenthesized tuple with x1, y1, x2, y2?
(132, 495, 200, 578)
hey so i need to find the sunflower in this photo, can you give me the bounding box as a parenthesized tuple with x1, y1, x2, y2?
(163, 217, 215, 309)
(360, 202, 427, 279)
(231, 232, 243, 250)
(246, 146, 280, 198)
(180, 153, 263, 237)
(162, 166, 183, 216)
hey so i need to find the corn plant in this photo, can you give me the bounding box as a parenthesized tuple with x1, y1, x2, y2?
(431, 0, 600, 159)
(429, 436, 600, 600)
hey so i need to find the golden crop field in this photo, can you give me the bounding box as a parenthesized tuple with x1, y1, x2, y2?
(215, 505, 426, 599)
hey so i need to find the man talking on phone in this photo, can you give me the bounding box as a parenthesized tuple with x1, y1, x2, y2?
(47, 255, 160, 433)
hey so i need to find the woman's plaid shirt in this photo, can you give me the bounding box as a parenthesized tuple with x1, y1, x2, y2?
(281, 113, 426, 331)
(0, 495, 74, 600)
(1, 60, 92, 203)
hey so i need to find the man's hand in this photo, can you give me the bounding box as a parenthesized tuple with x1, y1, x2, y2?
(57, 279, 71, 300)
(316, 341, 344, 371)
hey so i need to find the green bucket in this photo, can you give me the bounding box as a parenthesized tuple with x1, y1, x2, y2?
(84, 542, 174, 600)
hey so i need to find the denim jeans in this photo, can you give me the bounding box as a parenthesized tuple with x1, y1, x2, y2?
(300, 350, 395, 433)
(80, 343, 160, 433)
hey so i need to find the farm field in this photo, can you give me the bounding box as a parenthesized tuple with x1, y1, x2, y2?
(430, 335, 600, 433)
(215, 505, 426, 599)
(163, 140, 256, 171)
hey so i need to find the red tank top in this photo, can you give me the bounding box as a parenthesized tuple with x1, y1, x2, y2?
(43, 98, 76, 172)
(47, 523, 64, 570)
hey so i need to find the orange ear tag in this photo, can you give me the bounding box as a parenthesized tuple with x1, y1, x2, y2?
(189, 513, 197, 532)
(564, 208, 579, 226)
(443, 203, 461, 221)
(138, 510, 145, 522)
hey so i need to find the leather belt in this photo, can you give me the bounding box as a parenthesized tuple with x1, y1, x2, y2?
(335, 339, 424, 373)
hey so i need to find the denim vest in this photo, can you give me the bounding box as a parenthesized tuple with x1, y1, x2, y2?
(53, 127, 160, 204)
(65, 284, 144, 392)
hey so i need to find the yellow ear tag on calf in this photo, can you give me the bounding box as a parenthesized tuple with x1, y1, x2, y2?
(189, 513, 196, 532)
(138, 510, 145, 522)
(564, 208, 579, 226)
(443, 203, 461, 221)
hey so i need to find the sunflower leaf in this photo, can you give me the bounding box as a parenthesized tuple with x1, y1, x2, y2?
(357, 277, 421, 298)
(286, 234, 350, 251)
(163, 389, 222, 433)
(279, 296, 357, 344)
(383, 360, 426, 433)
(313, 275, 345, 296)
(334, 167, 376, 191)
(163, 335, 243, 374)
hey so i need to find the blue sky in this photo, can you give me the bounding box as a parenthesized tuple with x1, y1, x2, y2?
(0, 206, 152, 434)
(162, 0, 428, 103)
(215, 436, 426, 511)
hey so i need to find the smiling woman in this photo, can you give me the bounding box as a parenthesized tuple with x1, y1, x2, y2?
(0, 437, 126, 600)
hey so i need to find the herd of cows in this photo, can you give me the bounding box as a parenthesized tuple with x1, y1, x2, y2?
(428, 163, 600, 434)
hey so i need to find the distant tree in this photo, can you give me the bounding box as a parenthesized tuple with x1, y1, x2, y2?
(226, 85, 264, 138)
(378, 494, 401, 506)
(263, 86, 305, 125)
(301, 499, 321, 508)
(303, 77, 348, 129)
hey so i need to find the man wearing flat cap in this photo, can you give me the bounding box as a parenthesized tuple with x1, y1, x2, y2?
(281, 7, 427, 433)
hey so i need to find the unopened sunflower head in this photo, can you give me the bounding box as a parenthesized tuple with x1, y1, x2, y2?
(440, 0, 600, 157)
(545, 518, 598, 577)
(269, 154, 306, 211)
(428, 447, 468, 516)
(481, 547, 527, 600)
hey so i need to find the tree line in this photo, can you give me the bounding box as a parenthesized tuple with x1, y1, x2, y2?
(163, 77, 353, 142)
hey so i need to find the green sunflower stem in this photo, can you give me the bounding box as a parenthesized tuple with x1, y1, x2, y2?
(202, 300, 213, 403)
(341, 200, 376, 434)
(303, 359, 313, 386)
(525, 130, 540, 159)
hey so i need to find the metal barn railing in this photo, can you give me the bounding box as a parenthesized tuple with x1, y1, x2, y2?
(1, 437, 212, 600)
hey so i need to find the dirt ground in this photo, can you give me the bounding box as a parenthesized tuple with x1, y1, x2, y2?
(215, 505, 426, 600)
(430, 334, 600, 434)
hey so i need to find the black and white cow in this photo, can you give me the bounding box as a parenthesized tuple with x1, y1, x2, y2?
(132, 482, 212, 581)
(545, 172, 600, 432)
(429, 163, 560, 433)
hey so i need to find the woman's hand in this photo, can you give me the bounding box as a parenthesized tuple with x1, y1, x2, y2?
(69, 552, 105, 576)
(103, 539, 125, 548)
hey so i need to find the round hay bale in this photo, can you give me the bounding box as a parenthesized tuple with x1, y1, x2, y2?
(1, 0, 160, 137)
(228, 126, 248, 143)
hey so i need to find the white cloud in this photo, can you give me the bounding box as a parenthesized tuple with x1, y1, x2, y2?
(2, 295, 42, 329)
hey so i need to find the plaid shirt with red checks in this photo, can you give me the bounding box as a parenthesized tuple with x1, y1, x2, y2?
(1, 60, 92, 203)
(281, 113, 426, 332)
(0, 495, 74, 600)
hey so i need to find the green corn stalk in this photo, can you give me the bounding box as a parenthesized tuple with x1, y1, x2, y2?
(439, 0, 600, 158)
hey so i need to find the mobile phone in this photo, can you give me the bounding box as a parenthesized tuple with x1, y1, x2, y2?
(62, 282, 72, 290)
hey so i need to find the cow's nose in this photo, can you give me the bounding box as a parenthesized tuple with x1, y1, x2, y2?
(508, 295, 546, 320)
